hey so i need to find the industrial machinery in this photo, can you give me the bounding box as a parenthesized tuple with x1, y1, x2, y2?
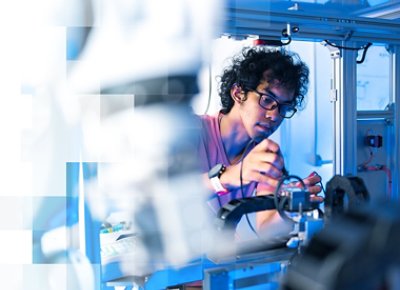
(99, 174, 375, 290)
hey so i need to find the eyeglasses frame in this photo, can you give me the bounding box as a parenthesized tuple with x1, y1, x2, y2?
(251, 89, 297, 119)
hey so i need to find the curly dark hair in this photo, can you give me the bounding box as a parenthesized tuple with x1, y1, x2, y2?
(218, 46, 309, 114)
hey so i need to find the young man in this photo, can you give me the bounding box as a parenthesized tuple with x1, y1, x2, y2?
(198, 46, 322, 233)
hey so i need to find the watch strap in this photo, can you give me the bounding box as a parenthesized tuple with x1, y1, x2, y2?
(209, 164, 228, 195)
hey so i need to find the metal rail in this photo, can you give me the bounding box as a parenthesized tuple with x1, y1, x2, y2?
(221, 5, 400, 44)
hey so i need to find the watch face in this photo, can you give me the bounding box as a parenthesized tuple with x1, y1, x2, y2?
(208, 163, 224, 178)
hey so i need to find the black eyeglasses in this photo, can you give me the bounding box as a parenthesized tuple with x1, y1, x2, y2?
(252, 89, 297, 119)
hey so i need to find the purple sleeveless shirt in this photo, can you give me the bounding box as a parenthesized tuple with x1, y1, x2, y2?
(198, 113, 257, 213)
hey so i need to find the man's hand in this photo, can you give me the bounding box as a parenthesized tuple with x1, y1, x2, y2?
(257, 171, 324, 201)
(302, 172, 324, 203)
(255, 171, 324, 231)
(221, 139, 285, 190)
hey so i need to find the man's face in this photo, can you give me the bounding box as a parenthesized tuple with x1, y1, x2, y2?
(239, 80, 295, 143)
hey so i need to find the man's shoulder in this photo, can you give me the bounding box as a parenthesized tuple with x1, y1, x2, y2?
(197, 113, 218, 127)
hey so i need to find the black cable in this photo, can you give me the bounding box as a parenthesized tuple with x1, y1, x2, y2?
(273, 174, 306, 223)
(273, 177, 288, 222)
(317, 208, 325, 219)
(281, 35, 292, 46)
(319, 180, 326, 195)
(356, 42, 372, 64)
(317, 178, 325, 218)
(244, 205, 258, 238)
(323, 40, 372, 64)
(323, 39, 369, 51)
(280, 27, 293, 46)
(279, 196, 290, 222)
(239, 139, 259, 237)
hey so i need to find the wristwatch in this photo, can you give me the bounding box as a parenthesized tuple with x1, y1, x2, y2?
(208, 163, 228, 195)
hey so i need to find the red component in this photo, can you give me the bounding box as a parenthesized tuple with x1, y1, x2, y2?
(253, 39, 267, 46)
(252, 39, 283, 46)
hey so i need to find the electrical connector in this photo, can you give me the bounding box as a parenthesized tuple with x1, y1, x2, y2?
(365, 135, 383, 148)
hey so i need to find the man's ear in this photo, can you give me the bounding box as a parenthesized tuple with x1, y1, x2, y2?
(231, 84, 246, 103)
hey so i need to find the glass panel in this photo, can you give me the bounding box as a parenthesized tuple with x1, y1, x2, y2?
(357, 45, 391, 110)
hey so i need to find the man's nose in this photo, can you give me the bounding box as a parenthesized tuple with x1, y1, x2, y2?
(264, 104, 281, 121)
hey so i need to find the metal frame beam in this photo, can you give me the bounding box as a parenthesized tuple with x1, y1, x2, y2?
(391, 45, 400, 201)
(222, 4, 400, 44)
(328, 43, 358, 176)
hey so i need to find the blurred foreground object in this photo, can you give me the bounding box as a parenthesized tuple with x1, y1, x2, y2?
(85, 103, 219, 277)
(68, 0, 221, 95)
(68, 0, 224, 282)
(31, 0, 223, 288)
(324, 175, 370, 221)
(282, 198, 400, 290)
